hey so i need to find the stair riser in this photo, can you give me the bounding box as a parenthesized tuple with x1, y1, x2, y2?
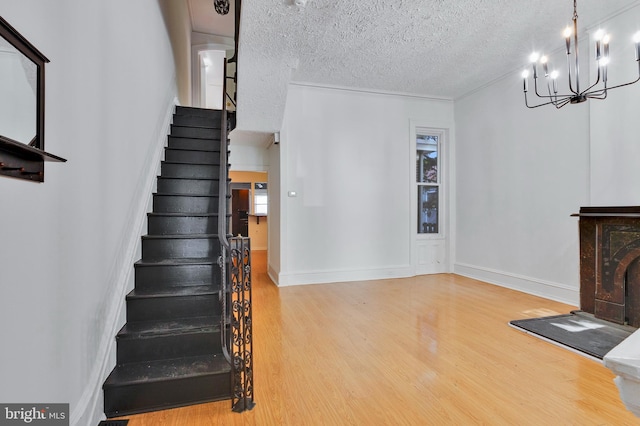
(126, 294, 220, 322)
(161, 163, 220, 179)
(173, 114, 222, 128)
(175, 106, 222, 119)
(148, 215, 219, 235)
(104, 372, 231, 418)
(168, 137, 221, 151)
(171, 125, 219, 139)
(153, 194, 219, 214)
(142, 237, 221, 260)
(165, 149, 219, 164)
(157, 178, 220, 195)
(135, 264, 220, 290)
(117, 330, 221, 364)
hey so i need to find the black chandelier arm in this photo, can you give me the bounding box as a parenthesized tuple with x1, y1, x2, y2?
(580, 67, 603, 94)
(524, 92, 573, 109)
(532, 77, 580, 99)
(586, 91, 608, 100)
(565, 52, 580, 96)
(545, 77, 562, 106)
(596, 73, 640, 92)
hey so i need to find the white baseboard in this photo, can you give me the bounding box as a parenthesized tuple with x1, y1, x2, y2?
(70, 91, 177, 426)
(454, 262, 579, 306)
(267, 264, 280, 286)
(276, 265, 413, 287)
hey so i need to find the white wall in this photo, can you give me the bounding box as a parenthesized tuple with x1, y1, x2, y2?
(454, 5, 640, 305)
(158, 0, 191, 106)
(589, 4, 640, 205)
(0, 1, 177, 425)
(229, 143, 269, 172)
(274, 84, 454, 286)
(268, 142, 281, 282)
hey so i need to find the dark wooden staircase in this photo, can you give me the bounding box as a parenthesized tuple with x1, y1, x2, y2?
(103, 106, 232, 417)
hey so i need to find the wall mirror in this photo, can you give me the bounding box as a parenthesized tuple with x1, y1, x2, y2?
(0, 15, 65, 182)
(0, 34, 37, 145)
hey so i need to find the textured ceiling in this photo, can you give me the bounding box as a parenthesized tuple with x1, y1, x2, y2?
(231, 0, 640, 133)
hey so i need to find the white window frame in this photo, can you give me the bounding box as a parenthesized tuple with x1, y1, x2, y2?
(412, 126, 446, 241)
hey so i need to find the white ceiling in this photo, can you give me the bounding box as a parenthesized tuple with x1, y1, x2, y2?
(190, 0, 640, 134)
(188, 0, 235, 37)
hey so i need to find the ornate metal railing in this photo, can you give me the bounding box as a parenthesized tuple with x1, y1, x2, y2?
(216, 0, 254, 410)
(229, 237, 255, 412)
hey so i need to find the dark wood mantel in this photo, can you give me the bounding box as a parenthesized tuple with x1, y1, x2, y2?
(574, 206, 640, 327)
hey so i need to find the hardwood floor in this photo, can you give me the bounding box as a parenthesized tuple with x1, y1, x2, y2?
(116, 251, 639, 425)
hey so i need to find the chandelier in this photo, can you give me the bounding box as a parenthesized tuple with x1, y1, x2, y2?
(522, 0, 640, 108)
(214, 0, 230, 15)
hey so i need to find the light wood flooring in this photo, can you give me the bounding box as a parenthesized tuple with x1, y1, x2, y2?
(116, 251, 640, 425)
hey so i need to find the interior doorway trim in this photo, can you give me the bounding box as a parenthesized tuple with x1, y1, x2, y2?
(191, 39, 233, 107)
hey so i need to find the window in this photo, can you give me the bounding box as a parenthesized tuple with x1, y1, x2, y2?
(416, 133, 440, 234)
(254, 182, 267, 215)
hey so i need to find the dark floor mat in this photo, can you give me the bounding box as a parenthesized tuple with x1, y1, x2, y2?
(509, 311, 636, 359)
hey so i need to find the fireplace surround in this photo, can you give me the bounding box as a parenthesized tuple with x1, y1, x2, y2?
(574, 207, 640, 327)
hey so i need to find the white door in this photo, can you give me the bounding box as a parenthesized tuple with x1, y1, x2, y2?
(412, 126, 449, 274)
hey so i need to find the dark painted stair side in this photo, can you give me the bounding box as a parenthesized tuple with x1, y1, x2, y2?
(134, 259, 219, 291)
(161, 162, 221, 179)
(172, 114, 222, 128)
(171, 125, 219, 139)
(103, 106, 232, 418)
(148, 213, 222, 235)
(103, 354, 231, 417)
(157, 177, 222, 195)
(141, 234, 222, 260)
(153, 193, 221, 213)
(168, 136, 221, 150)
(115, 316, 221, 364)
(165, 148, 219, 164)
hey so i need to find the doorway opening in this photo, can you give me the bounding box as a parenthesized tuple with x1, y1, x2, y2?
(229, 171, 269, 252)
(230, 183, 250, 237)
(199, 50, 226, 110)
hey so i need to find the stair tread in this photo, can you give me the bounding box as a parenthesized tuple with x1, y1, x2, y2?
(169, 124, 220, 130)
(104, 354, 230, 386)
(168, 136, 222, 141)
(142, 233, 220, 240)
(162, 161, 226, 166)
(135, 258, 217, 266)
(167, 139, 222, 150)
(176, 106, 222, 112)
(157, 176, 226, 181)
(165, 147, 222, 153)
(154, 192, 221, 197)
(147, 212, 224, 217)
(128, 285, 217, 299)
(161, 161, 222, 167)
(118, 316, 220, 339)
(169, 133, 220, 142)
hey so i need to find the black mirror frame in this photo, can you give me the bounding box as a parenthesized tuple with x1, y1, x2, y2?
(0, 15, 65, 182)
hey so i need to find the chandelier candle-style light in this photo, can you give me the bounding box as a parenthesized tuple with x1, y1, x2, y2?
(522, 0, 640, 108)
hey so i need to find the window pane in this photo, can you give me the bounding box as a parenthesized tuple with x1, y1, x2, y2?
(254, 187, 268, 215)
(418, 186, 438, 234)
(416, 134, 438, 183)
